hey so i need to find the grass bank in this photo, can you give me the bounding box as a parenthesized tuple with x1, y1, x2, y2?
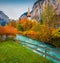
(0, 40, 54, 63)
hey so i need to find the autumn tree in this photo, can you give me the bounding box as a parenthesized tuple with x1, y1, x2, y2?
(4, 25, 18, 36)
(41, 5, 56, 27)
(16, 24, 24, 31)
(8, 20, 17, 28)
(19, 17, 35, 31)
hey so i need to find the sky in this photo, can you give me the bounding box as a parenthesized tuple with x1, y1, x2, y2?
(0, 0, 36, 20)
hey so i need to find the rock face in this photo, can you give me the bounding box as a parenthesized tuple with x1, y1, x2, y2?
(31, 0, 60, 21)
(56, 0, 60, 15)
(0, 11, 9, 26)
(20, 0, 60, 22)
(31, 0, 44, 21)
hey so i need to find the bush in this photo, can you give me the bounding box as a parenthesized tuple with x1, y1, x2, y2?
(50, 28, 60, 47)
(0, 25, 18, 41)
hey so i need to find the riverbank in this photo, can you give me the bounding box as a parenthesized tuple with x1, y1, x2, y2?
(0, 39, 54, 63)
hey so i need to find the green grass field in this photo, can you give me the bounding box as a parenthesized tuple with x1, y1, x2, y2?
(0, 40, 54, 63)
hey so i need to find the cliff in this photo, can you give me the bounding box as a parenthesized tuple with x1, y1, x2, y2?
(31, 0, 60, 21)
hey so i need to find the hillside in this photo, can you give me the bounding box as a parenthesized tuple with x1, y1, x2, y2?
(0, 11, 9, 26)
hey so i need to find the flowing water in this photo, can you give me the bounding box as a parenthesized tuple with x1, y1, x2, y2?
(16, 34, 60, 63)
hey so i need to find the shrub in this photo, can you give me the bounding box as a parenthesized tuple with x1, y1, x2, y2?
(50, 28, 60, 47)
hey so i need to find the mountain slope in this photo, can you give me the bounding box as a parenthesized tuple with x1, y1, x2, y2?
(0, 11, 9, 26)
(20, 12, 28, 19)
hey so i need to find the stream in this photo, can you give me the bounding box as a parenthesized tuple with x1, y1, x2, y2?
(16, 34, 60, 63)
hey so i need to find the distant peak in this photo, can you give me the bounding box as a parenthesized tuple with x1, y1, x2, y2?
(0, 10, 3, 13)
